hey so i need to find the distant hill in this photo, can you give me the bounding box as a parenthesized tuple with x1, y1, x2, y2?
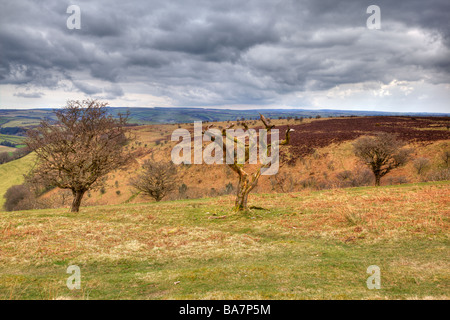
(108, 107, 450, 124)
(1, 107, 449, 128)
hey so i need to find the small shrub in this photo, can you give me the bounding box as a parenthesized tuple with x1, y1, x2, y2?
(179, 183, 188, 196)
(0, 152, 11, 164)
(336, 170, 352, 181)
(225, 182, 234, 194)
(351, 168, 374, 186)
(327, 161, 335, 171)
(311, 149, 320, 160)
(385, 176, 409, 185)
(413, 158, 431, 175)
(423, 168, 450, 182)
(441, 150, 450, 168)
(336, 168, 373, 187)
(270, 172, 295, 192)
(344, 211, 365, 226)
(299, 176, 317, 189)
(3, 185, 32, 211)
(2, 184, 48, 211)
(130, 160, 178, 202)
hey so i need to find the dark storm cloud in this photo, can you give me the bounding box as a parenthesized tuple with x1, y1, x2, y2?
(0, 0, 449, 106)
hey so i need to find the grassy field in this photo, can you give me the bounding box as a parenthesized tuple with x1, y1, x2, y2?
(0, 134, 27, 154)
(0, 146, 16, 154)
(0, 134, 26, 145)
(0, 181, 448, 300)
(0, 153, 35, 208)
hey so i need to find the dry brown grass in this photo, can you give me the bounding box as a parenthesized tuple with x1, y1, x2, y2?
(25, 117, 448, 212)
(0, 181, 448, 299)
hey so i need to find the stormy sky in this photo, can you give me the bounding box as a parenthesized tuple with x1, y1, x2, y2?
(1, 0, 449, 112)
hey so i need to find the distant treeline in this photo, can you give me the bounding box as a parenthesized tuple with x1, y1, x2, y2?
(0, 127, 25, 135)
(0, 141, 16, 148)
(0, 147, 30, 164)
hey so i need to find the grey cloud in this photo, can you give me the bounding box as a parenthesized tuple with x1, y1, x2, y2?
(72, 80, 124, 99)
(72, 81, 103, 95)
(0, 0, 449, 107)
(13, 91, 45, 98)
(101, 83, 124, 99)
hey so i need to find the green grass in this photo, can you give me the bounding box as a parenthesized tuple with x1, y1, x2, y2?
(0, 146, 16, 154)
(0, 134, 26, 145)
(1, 120, 41, 128)
(0, 118, 10, 126)
(0, 181, 448, 300)
(0, 153, 35, 208)
(0, 110, 53, 128)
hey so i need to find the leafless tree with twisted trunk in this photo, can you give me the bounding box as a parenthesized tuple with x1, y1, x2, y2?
(25, 99, 132, 212)
(206, 114, 294, 212)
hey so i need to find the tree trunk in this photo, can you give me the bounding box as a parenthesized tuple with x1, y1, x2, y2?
(234, 175, 251, 211)
(375, 175, 381, 186)
(71, 190, 86, 213)
(235, 188, 250, 211)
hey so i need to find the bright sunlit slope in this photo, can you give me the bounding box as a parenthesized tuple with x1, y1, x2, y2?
(0, 153, 35, 208)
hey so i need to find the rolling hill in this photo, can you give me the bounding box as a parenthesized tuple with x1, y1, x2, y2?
(0, 114, 448, 300)
(1, 107, 449, 128)
(1, 116, 449, 211)
(0, 153, 35, 208)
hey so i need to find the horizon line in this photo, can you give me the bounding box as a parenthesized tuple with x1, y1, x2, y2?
(1, 106, 449, 115)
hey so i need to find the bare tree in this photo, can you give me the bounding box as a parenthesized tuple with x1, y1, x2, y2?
(206, 114, 293, 211)
(269, 171, 295, 193)
(0, 152, 10, 164)
(25, 99, 131, 212)
(3, 184, 34, 212)
(130, 160, 178, 202)
(353, 132, 411, 186)
(3, 183, 51, 212)
(413, 157, 431, 175)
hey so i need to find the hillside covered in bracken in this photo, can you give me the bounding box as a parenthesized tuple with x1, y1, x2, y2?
(2, 115, 446, 210)
(280, 116, 450, 161)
